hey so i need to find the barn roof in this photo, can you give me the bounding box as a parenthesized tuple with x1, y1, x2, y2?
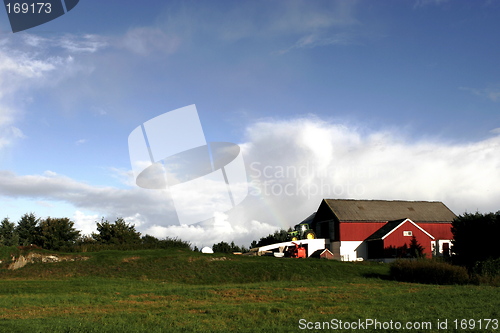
(323, 199, 456, 223)
(299, 212, 316, 225)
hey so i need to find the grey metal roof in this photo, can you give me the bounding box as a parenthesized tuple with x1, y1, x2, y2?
(299, 212, 316, 225)
(323, 199, 456, 223)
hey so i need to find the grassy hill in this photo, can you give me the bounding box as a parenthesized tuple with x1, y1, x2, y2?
(0, 248, 499, 332)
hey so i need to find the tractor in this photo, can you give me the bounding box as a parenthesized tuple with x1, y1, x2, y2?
(288, 222, 316, 241)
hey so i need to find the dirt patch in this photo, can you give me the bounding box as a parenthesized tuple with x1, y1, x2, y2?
(122, 256, 141, 263)
(188, 257, 203, 262)
(7, 253, 89, 270)
(210, 257, 229, 261)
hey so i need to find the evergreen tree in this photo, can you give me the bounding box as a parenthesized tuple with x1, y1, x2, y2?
(408, 236, 425, 258)
(0, 217, 19, 246)
(16, 213, 40, 246)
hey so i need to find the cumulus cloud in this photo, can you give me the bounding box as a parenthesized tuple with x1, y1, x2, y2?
(0, 170, 177, 226)
(243, 118, 500, 223)
(1, 117, 500, 247)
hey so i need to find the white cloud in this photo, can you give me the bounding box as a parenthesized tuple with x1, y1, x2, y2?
(242, 118, 500, 223)
(413, 0, 450, 8)
(0, 41, 85, 151)
(119, 27, 180, 56)
(277, 32, 356, 54)
(460, 86, 500, 103)
(141, 213, 278, 249)
(58, 34, 108, 53)
(2, 117, 500, 247)
(0, 170, 176, 225)
(75, 139, 87, 145)
(73, 210, 99, 236)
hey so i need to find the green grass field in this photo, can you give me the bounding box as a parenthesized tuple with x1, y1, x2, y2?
(0, 249, 498, 332)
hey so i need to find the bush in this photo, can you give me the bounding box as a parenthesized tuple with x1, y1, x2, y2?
(390, 259, 470, 285)
(473, 258, 500, 277)
(92, 218, 141, 245)
(452, 212, 500, 268)
(64, 236, 191, 252)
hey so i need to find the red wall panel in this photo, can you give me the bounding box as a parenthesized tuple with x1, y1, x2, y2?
(340, 222, 387, 241)
(416, 223, 453, 239)
(383, 221, 434, 257)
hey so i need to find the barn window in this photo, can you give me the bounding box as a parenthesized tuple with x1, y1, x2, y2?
(403, 231, 412, 236)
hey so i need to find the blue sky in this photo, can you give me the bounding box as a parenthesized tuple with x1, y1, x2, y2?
(0, 0, 499, 247)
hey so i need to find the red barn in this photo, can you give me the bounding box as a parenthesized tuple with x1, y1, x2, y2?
(310, 199, 456, 261)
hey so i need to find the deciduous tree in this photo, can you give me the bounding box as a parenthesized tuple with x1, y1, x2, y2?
(92, 218, 141, 245)
(38, 217, 80, 250)
(452, 212, 500, 268)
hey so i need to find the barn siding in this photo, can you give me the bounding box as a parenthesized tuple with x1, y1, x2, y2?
(312, 200, 340, 241)
(339, 222, 386, 241)
(383, 220, 434, 257)
(416, 223, 452, 239)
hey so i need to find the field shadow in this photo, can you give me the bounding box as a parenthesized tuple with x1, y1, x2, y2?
(362, 272, 393, 281)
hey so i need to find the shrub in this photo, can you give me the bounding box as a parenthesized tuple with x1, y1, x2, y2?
(473, 258, 500, 277)
(64, 236, 191, 252)
(452, 212, 500, 268)
(390, 259, 470, 285)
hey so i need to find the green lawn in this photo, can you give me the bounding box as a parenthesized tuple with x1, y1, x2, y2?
(0, 249, 498, 332)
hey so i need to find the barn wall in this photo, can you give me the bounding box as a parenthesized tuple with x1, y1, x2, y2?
(383, 221, 434, 257)
(417, 223, 452, 239)
(312, 200, 339, 241)
(339, 241, 366, 261)
(433, 239, 453, 256)
(340, 222, 386, 241)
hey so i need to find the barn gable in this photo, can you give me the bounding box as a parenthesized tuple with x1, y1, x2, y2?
(366, 218, 435, 241)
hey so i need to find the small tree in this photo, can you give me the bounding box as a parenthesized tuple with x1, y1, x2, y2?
(408, 236, 426, 258)
(38, 217, 80, 250)
(92, 218, 141, 245)
(16, 213, 40, 246)
(0, 217, 19, 246)
(141, 234, 160, 246)
(213, 241, 244, 253)
(212, 241, 232, 253)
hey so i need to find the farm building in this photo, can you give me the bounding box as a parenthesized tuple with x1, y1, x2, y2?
(310, 199, 456, 261)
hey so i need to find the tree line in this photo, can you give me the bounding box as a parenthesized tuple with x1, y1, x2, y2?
(209, 228, 292, 254)
(0, 213, 190, 252)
